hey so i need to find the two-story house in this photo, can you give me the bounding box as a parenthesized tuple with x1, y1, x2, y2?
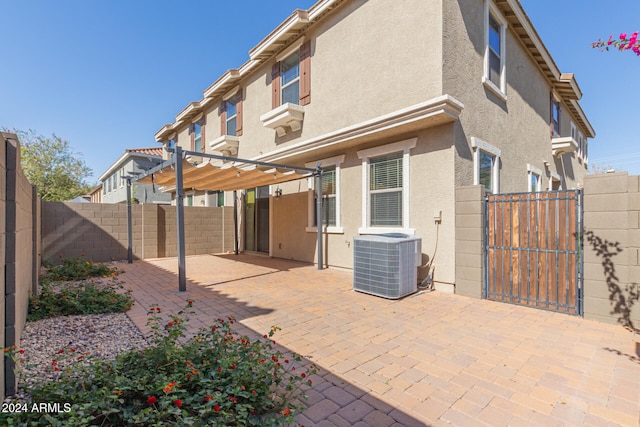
(99, 148, 172, 205)
(152, 0, 594, 292)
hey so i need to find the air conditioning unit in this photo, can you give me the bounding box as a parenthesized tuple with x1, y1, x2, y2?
(353, 233, 422, 299)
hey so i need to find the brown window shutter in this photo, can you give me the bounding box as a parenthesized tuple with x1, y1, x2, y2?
(220, 101, 227, 136)
(201, 116, 206, 153)
(189, 124, 194, 151)
(271, 62, 281, 109)
(300, 41, 311, 106)
(236, 90, 243, 136)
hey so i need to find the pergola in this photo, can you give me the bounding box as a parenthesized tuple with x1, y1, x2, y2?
(127, 146, 324, 291)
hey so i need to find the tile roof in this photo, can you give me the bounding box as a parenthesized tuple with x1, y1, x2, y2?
(126, 147, 164, 157)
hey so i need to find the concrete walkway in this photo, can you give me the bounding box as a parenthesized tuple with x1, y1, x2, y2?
(119, 254, 640, 426)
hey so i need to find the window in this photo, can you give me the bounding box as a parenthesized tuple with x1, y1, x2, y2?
(281, 51, 300, 105)
(551, 96, 561, 138)
(216, 191, 224, 207)
(527, 164, 542, 192)
(483, 2, 506, 99)
(111, 174, 116, 192)
(186, 194, 193, 206)
(220, 91, 243, 137)
(306, 155, 344, 233)
(225, 98, 237, 136)
(271, 40, 311, 108)
(120, 168, 125, 188)
(103, 184, 106, 195)
(357, 139, 416, 234)
(472, 137, 501, 193)
(193, 122, 202, 152)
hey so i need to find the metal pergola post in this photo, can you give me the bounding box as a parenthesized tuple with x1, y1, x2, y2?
(133, 147, 325, 290)
(233, 190, 239, 255)
(315, 166, 323, 270)
(175, 146, 187, 292)
(126, 177, 133, 264)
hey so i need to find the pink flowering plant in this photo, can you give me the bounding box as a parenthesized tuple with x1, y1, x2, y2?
(592, 32, 640, 56)
(2, 301, 316, 426)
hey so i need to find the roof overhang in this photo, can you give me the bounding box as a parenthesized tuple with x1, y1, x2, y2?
(498, 0, 595, 138)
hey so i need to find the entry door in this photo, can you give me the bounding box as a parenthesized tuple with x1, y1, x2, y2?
(244, 186, 270, 253)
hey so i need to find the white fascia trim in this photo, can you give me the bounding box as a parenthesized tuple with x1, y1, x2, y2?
(505, 0, 561, 81)
(249, 10, 310, 60)
(255, 96, 462, 164)
(471, 137, 501, 157)
(175, 102, 201, 123)
(358, 138, 416, 232)
(98, 152, 160, 182)
(203, 69, 241, 99)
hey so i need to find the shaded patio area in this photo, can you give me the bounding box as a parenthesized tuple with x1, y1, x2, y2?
(119, 254, 640, 426)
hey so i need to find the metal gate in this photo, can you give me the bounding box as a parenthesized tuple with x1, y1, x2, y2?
(484, 190, 583, 315)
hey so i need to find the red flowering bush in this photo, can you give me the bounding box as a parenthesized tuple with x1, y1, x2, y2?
(2, 301, 315, 426)
(592, 32, 640, 56)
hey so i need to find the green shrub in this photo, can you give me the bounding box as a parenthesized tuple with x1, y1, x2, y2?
(44, 257, 119, 282)
(4, 302, 315, 426)
(27, 279, 134, 321)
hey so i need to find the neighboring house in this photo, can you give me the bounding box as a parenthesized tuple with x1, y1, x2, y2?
(88, 184, 102, 203)
(152, 0, 594, 291)
(99, 148, 172, 205)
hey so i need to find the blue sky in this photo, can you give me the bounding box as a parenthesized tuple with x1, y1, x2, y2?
(1, 1, 638, 184)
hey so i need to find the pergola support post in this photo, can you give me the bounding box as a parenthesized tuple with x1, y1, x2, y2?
(175, 146, 187, 292)
(315, 168, 323, 270)
(126, 177, 133, 264)
(233, 190, 239, 255)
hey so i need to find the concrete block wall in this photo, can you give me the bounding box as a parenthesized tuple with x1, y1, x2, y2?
(42, 203, 235, 263)
(0, 132, 39, 401)
(454, 185, 485, 299)
(583, 172, 640, 329)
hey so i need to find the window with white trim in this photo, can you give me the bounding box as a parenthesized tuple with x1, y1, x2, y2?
(551, 96, 561, 138)
(472, 137, 501, 193)
(357, 139, 416, 234)
(281, 51, 300, 105)
(193, 122, 202, 152)
(225, 98, 237, 136)
(527, 164, 542, 192)
(483, 1, 506, 99)
(306, 155, 344, 233)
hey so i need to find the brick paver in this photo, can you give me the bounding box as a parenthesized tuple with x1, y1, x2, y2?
(119, 254, 640, 426)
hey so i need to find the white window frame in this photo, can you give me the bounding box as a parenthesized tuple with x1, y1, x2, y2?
(483, 1, 507, 101)
(527, 164, 542, 192)
(280, 51, 300, 106)
(471, 137, 501, 194)
(305, 155, 345, 234)
(549, 170, 562, 191)
(357, 138, 416, 235)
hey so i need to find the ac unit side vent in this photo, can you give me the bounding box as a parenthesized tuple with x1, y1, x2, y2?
(353, 234, 421, 299)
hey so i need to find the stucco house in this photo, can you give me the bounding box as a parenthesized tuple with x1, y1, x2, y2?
(152, 0, 594, 292)
(99, 148, 172, 205)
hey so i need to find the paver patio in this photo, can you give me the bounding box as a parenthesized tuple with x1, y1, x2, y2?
(119, 254, 640, 426)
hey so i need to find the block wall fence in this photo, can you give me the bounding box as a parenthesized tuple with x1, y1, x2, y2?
(454, 174, 640, 329)
(0, 132, 40, 401)
(42, 203, 235, 263)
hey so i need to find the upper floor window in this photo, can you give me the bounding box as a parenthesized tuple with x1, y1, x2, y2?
(551, 96, 561, 138)
(271, 40, 311, 108)
(281, 51, 300, 105)
(357, 139, 416, 234)
(483, 2, 506, 99)
(225, 98, 237, 136)
(193, 122, 203, 152)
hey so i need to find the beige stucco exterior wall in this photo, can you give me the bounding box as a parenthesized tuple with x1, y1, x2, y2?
(443, 0, 588, 193)
(272, 124, 458, 288)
